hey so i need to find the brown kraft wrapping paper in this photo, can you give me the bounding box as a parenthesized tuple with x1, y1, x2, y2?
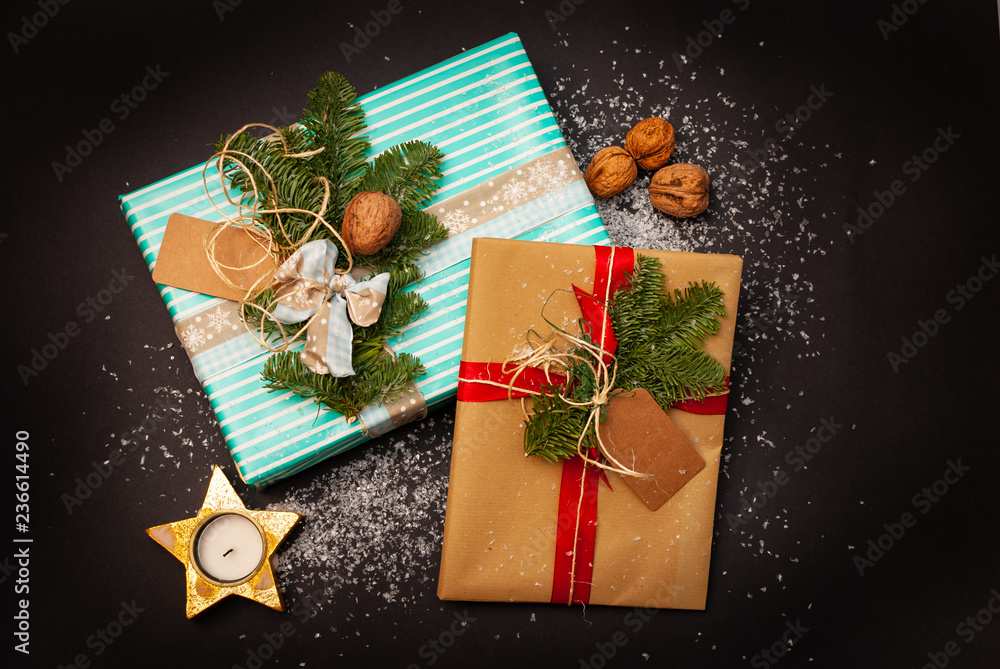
(437, 237, 743, 610)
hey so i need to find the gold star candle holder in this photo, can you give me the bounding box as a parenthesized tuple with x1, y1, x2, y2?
(146, 466, 301, 618)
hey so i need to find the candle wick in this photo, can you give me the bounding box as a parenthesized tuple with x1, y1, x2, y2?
(223, 549, 234, 557)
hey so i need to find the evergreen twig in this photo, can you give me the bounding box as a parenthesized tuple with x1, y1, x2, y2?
(261, 349, 425, 419)
(359, 141, 445, 210)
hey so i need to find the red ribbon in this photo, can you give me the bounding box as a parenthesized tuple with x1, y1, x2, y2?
(550, 455, 600, 606)
(675, 376, 731, 414)
(455, 361, 566, 402)
(456, 246, 729, 606)
(571, 246, 634, 364)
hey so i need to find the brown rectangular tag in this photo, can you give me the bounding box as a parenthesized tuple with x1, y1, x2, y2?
(600, 388, 706, 512)
(152, 213, 273, 301)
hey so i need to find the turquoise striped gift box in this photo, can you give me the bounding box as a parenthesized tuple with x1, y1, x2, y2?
(119, 33, 609, 488)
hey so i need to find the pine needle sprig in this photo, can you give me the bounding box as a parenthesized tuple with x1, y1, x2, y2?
(522, 331, 606, 462)
(260, 348, 425, 420)
(260, 287, 428, 419)
(383, 263, 424, 292)
(366, 288, 428, 338)
(359, 141, 445, 210)
(659, 280, 726, 350)
(215, 73, 371, 249)
(238, 288, 307, 344)
(611, 258, 727, 408)
(607, 255, 667, 351)
(301, 72, 370, 200)
(619, 344, 726, 405)
(523, 390, 591, 464)
(216, 134, 324, 248)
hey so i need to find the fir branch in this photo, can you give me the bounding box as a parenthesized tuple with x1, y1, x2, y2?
(261, 348, 424, 420)
(239, 288, 307, 344)
(301, 72, 370, 205)
(607, 255, 667, 352)
(384, 263, 424, 292)
(523, 391, 591, 464)
(253, 281, 430, 420)
(612, 259, 727, 408)
(242, 277, 428, 349)
(521, 336, 602, 461)
(217, 131, 332, 248)
(215, 73, 370, 248)
(659, 280, 726, 350)
(373, 289, 428, 336)
(617, 343, 726, 406)
(359, 141, 445, 210)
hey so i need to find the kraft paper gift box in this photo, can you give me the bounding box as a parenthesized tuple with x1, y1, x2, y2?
(438, 238, 743, 609)
(118, 33, 609, 488)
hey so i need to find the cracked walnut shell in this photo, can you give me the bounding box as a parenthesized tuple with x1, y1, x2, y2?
(625, 117, 675, 171)
(584, 146, 637, 198)
(342, 191, 402, 255)
(648, 163, 710, 218)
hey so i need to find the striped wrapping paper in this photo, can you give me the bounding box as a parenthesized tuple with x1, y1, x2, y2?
(119, 33, 609, 488)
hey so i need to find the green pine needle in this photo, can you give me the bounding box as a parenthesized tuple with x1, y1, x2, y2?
(523, 390, 591, 464)
(359, 140, 445, 211)
(360, 209, 450, 278)
(368, 288, 429, 338)
(261, 348, 425, 420)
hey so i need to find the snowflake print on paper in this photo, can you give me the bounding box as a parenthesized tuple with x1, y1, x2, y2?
(526, 159, 571, 193)
(181, 324, 207, 352)
(443, 209, 472, 235)
(500, 179, 531, 206)
(307, 361, 329, 375)
(207, 305, 234, 334)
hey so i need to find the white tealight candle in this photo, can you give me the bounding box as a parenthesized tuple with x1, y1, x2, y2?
(194, 513, 265, 583)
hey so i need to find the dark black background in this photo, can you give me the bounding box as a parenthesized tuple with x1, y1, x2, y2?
(4, 1, 999, 668)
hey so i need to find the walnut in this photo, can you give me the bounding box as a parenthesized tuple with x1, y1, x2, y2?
(648, 164, 710, 218)
(584, 146, 637, 198)
(625, 118, 675, 171)
(342, 191, 402, 255)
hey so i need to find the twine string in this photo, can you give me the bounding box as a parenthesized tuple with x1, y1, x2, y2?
(566, 461, 589, 606)
(499, 327, 648, 480)
(198, 122, 358, 353)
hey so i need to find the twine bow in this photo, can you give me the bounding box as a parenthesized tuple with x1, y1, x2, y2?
(498, 322, 649, 480)
(271, 240, 389, 377)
